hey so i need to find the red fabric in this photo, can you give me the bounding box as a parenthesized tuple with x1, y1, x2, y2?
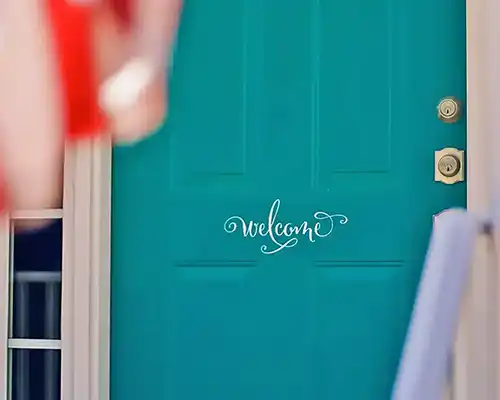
(46, 0, 106, 140)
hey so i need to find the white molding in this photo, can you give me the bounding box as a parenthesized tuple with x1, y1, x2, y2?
(61, 142, 80, 400)
(7, 339, 61, 350)
(90, 138, 112, 400)
(0, 216, 9, 400)
(10, 209, 63, 220)
(484, 0, 500, 397)
(62, 138, 112, 400)
(457, 0, 498, 398)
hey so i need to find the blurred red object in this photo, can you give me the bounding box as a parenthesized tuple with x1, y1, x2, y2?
(47, 0, 105, 140)
(46, 0, 133, 141)
(0, 0, 131, 213)
(108, 0, 132, 26)
(0, 0, 178, 218)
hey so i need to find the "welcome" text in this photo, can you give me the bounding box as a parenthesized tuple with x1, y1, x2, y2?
(224, 199, 348, 255)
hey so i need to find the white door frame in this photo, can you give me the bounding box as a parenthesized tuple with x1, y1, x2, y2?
(60, 139, 112, 400)
(0, 0, 498, 398)
(456, 0, 500, 398)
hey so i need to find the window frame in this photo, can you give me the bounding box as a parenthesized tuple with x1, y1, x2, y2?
(0, 139, 112, 400)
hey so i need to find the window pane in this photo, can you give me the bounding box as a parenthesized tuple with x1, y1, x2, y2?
(8, 217, 63, 400)
(10, 348, 61, 400)
(10, 220, 62, 340)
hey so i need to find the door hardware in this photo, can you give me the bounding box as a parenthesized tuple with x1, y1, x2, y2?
(435, 148, 464, 184)
(437, 97, 462, 123)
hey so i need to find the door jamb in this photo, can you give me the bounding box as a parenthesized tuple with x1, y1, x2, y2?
(458, 0, 500, 398)
(66, 139, 112, 400)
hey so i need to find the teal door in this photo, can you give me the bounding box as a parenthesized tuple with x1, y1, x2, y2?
(111, 0, 466, 398)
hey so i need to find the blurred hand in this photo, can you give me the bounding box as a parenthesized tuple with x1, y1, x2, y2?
(0, 0, 181, 231)
(94, 0, 180, 144)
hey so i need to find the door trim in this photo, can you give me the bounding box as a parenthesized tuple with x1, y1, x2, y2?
(459, 0, 500, 398)
(66, 139, 112, 400)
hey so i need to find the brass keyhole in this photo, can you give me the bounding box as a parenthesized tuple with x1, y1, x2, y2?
(437, 97, 461, 123)
(438, 155, 461, 178)
(443, 106, 453, 116)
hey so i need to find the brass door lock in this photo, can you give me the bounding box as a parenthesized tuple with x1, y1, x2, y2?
(435, 148, 464, 184)
(437, 97, 462, 123)
(438, 155, 460, 177)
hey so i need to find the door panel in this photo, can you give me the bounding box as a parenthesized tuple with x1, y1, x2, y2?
(111, 0, 466, 399)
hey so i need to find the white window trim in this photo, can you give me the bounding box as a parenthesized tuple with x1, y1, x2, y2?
(0, 218, 8, 400)
(61, 139, 112, 400)
(0, 0, 497, 398)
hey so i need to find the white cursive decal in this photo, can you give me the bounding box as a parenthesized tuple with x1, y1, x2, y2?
(223, 199, 348, 255)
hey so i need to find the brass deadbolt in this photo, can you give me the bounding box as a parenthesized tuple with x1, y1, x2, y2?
(435, 148, 464, 184)
(438, 155, 461, 177)
(437, 97, 462, 123)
